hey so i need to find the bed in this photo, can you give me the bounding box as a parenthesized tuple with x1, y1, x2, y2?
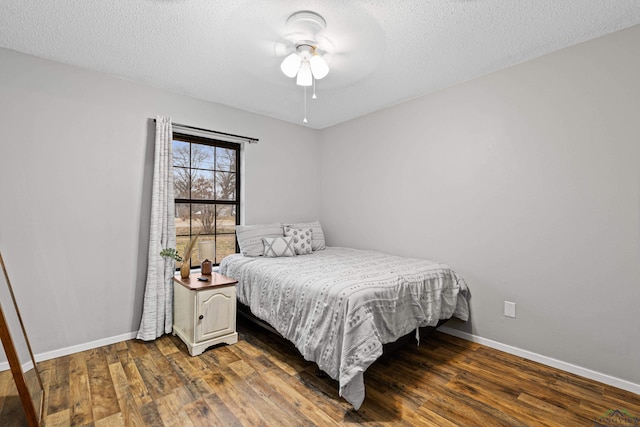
(219, 241, 470, 410)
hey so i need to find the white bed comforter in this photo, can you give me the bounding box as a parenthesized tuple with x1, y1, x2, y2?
(219, 247, 470, 409)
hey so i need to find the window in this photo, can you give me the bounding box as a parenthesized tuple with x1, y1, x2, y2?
(172, 132, 240, 268)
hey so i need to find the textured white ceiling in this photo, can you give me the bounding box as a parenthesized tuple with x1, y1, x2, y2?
(1, 1, 639, 129)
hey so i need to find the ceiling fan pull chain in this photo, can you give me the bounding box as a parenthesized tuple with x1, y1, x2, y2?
(303, 86, 308, 124)
(312, 76, 317, 100)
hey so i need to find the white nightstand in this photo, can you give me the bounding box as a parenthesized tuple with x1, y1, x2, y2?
(172, 272, 238, 356)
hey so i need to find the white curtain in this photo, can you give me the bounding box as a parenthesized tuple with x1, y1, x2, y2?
(137, 116, 176, 341)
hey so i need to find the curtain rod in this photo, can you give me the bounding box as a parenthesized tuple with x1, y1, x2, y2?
(153, 119, 259, 143)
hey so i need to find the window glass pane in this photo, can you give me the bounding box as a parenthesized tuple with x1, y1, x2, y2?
(216, 205, 237, 263)
(216, 147, 236, 172)
(175, 235, 190, 269)
(191, 203, 215, 236)
(192, 143, 215, 170)
(216, 205, 236, 234)
(173, 140, 190, 167)
(216, 234, 236, 264)
(191, 170, 214, 200)
(194, 236, 215, 267)
(173, 167, 190, 199)
(215, 171, 236, 200)
(175, 203, 190, 237)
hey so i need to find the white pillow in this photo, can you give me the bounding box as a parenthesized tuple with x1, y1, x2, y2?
(284, 220, 326, 251)
(284, 226, 313, 255)
(235, 223, 283, 257)
(262, 236, 296, 258)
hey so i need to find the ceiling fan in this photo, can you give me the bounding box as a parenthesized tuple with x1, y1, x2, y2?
(278, 10, 332, 123)
(279, 11, 330, 86)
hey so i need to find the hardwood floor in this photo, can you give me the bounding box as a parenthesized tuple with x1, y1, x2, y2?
(2, 318, 639, 426)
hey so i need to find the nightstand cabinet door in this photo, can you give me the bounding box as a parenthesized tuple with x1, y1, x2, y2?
(196, 286, 236, 342)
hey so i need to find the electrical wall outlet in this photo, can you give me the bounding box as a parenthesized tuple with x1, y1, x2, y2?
(504, 301, 516, 318)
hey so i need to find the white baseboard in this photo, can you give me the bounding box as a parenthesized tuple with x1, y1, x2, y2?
(0, 331, 138, 372)
(438, 325, 640, 396)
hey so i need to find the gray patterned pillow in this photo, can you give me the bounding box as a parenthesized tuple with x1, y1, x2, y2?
(284, 226, 313, 255)
(284, 220, 326, 251)
(262, 236, 296, 257)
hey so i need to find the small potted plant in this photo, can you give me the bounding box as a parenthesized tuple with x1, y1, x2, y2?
(159, 248, 182, 263)
(160, 247, 184, 279)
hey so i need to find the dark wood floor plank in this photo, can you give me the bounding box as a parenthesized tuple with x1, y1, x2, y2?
(137, 400, 165, 427)
(445, 373, 555, 427)
(603, 384, 640, 409)
(202, 371, 272, 426)
(368, 350, 453, 411)
(240, 327, 311, 376)
(220, 362, 303, 427)
(202, 343, 242, 366)
(390, 344, 462, 380)
(266, 356, 357, 424)
(243, 370, 319, 426)
(93, 411, 124, 427)
(183, 398, 223, 427)
(44, 408, 70, 427)
(155, 392, 195, 427)
(421, 386, 511, 427)
(116, 350, 153, 407)
(133, 353, 177, 401)
(45, 356, 70, 416)
(141, 341, 185, 390)
(202, 392, 243, 427)
(460, 355, 581, 411)
(86, 347, 120, 421)
(517, 392, 590, 427)
(0, 370, 16, 416)
(260, 369, 342, 426)
(227, 339, 343, 425)
(601, 392, 640, 412)
(297, 369, 362, 422)
(115, 390, 147, 427)
(125, 339, 150, 358)
(414, 403, 466, 427)
(357, 384, 415, 426)
(155, 335, 180, 357)
(68, 351, 93, 426)
(578, 391, 640, 421)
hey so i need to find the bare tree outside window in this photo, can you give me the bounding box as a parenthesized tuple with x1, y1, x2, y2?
(172, 134, 240, 268)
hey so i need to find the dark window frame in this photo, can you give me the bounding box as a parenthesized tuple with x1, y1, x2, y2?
(173, 132, 241, 267)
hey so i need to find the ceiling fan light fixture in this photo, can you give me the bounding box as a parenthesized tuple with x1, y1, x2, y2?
(281, 53, 302, 78)
(296, 60, 313, 86)
(281, 43, 329, 84)
(279, 10, 330, 124)
(309, 54, 329, 79)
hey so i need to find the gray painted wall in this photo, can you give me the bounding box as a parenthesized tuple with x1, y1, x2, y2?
(320, 25, 640, 385)
(0, 47, 320, 357)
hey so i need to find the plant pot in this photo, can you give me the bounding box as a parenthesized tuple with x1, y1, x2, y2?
(180, 262, 190, 279)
